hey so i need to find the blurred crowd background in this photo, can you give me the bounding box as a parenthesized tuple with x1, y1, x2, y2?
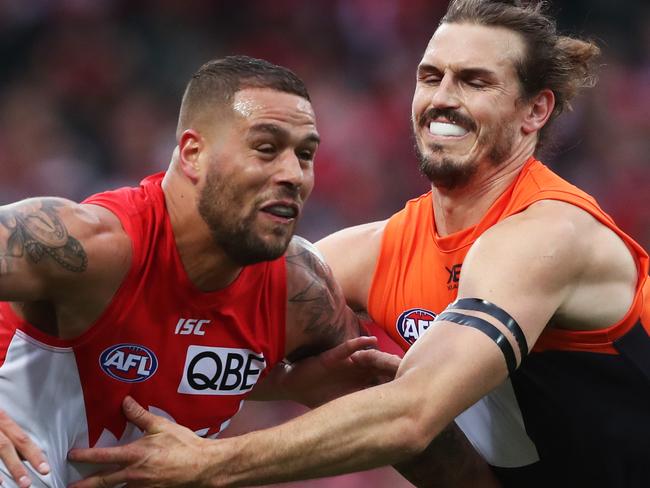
(1, 1, 648, 486)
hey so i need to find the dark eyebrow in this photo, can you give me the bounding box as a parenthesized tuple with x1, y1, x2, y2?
(303, 133, 321, 145)
(248, 123, 320, 145)
(417, 63, 441, 76)
(458, 67, 497, 80)
(249, 123, 289, 138)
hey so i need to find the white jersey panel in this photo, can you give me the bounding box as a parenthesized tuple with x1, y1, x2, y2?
(0, 330, 90, 487)
(454, 379, 540, 468)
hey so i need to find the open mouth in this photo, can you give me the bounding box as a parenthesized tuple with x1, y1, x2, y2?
(429, 121, 469, 137)
(260, 202, 299, 220)
(421, 109, 475, 139)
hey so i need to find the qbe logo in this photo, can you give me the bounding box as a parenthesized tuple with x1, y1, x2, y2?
(99, 344, 158, 383)
(396, 308, 437, 345)
(178, 346, 266, 396)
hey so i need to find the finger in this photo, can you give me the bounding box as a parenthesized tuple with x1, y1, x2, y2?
(350, 349, 401, 373)
(68, 445, 133, 465)
(67, 468, 128, 488)
(0, 410, 50, 476)
(325, 336, 379, 362)
(0, 433, 32, 488)
(122, 396, 162, 433)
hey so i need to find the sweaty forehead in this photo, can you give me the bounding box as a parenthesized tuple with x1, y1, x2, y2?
(422, 22, 524, 73)
(231, 88, 316, 127)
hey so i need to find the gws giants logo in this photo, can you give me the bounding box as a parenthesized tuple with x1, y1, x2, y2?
(100, 344, 158, 383)
(178, 346, 266, 396)
(396, 308, 437, 345)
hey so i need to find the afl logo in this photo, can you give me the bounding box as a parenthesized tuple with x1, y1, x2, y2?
(99, 344, 158, 383)
(396, 308, 437, 345)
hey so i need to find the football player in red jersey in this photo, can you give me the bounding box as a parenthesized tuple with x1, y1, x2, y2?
(0, 56, 405, 488)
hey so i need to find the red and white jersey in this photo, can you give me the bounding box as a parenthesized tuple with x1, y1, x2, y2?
(0, 173, 287, 487)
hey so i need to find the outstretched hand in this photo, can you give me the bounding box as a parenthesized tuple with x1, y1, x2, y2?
(0, 410, 50, 488)
(68, 397, 211, 488)
(278, 336, 401, 408)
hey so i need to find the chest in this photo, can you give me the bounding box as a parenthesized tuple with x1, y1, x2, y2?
(372, 241, 472, 350)
(56, 258, 286, 443)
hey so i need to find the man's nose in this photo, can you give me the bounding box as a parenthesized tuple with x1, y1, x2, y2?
(275, 151, 306, 190)
(430, 74, 461, 109)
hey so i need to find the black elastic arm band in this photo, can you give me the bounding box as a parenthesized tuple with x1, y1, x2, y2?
(436, 311, 517, 376)
(450, 298, 528, 359)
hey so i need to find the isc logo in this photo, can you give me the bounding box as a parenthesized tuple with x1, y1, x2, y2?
(178, 346, 266, 396)
(396, 308, 437, 345)
(99, 344, 158, 383)
(175, 318, 211, 336)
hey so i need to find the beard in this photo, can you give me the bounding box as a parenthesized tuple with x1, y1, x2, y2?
(416, 144, 478, 191)
(198, 169, 295, 266)
(415, 109, 515, 190)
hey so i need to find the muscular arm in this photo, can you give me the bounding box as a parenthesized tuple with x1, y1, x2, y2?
(283, 236, 364, 362)
(250, 236, 386, 404)
(0, 197, 129, 485)
(0, 198, 88, 301)
(0, 198, 129, 336)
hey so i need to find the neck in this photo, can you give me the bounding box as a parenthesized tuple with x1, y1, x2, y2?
(432, 146, 534, 236)
(162, 163, 243, 291)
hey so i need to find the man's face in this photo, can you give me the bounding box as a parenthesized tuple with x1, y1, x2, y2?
(412, 22, 528, 189)
(197, 87, 318, 265)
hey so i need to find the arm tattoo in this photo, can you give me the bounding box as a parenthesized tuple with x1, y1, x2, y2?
(285, 239, 362, 362)
(0, 199, 88, 275)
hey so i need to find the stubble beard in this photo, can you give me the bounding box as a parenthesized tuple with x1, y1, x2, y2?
(198, 169, 293, 266)
(415, 119, 516, 191)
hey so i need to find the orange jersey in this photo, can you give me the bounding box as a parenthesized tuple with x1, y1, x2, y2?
(367, 157, 650, 486)
(369, 157, 649, 352)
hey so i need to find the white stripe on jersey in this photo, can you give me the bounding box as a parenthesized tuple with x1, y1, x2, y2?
(455, 379, 540, 468)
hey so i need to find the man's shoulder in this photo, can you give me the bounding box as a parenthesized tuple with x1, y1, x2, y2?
(316, 220, 387, 262)
(83, 173, 163, 216)
(490, 200, 596, 253)
(285, 236, 334, 296)
(472, 200, 627, 296)
(314, 221, 388, 312)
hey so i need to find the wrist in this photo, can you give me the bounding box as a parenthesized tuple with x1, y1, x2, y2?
(200, 436, 250, 488)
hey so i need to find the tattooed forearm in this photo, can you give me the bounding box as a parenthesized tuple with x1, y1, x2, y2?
(286, 238, 363, 361)
(0, 199, 87, 275)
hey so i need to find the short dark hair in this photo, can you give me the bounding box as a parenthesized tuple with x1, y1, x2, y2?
(442, 0, 600, 147)
(177, 55, 310, 137)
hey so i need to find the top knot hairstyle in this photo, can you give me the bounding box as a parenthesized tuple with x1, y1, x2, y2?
(442, 0, 601, 145)
(177, 55, 310, 137)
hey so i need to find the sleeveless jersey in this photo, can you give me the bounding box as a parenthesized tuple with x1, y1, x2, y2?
(368, 157, 650, 487)
(0, 173, 287, 487)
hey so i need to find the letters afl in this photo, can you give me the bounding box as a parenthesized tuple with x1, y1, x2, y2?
(99, 344, 158, 383)
(396, 308, 437, 345)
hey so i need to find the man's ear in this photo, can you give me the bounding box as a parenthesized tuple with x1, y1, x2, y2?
(178, 129, 203, 184)
(521, 89, 555, 134)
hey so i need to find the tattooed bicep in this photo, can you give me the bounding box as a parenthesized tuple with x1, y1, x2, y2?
(0, 198, 88, 284)
(286, 237, 336, 302)
(285, 236, 362, 361)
